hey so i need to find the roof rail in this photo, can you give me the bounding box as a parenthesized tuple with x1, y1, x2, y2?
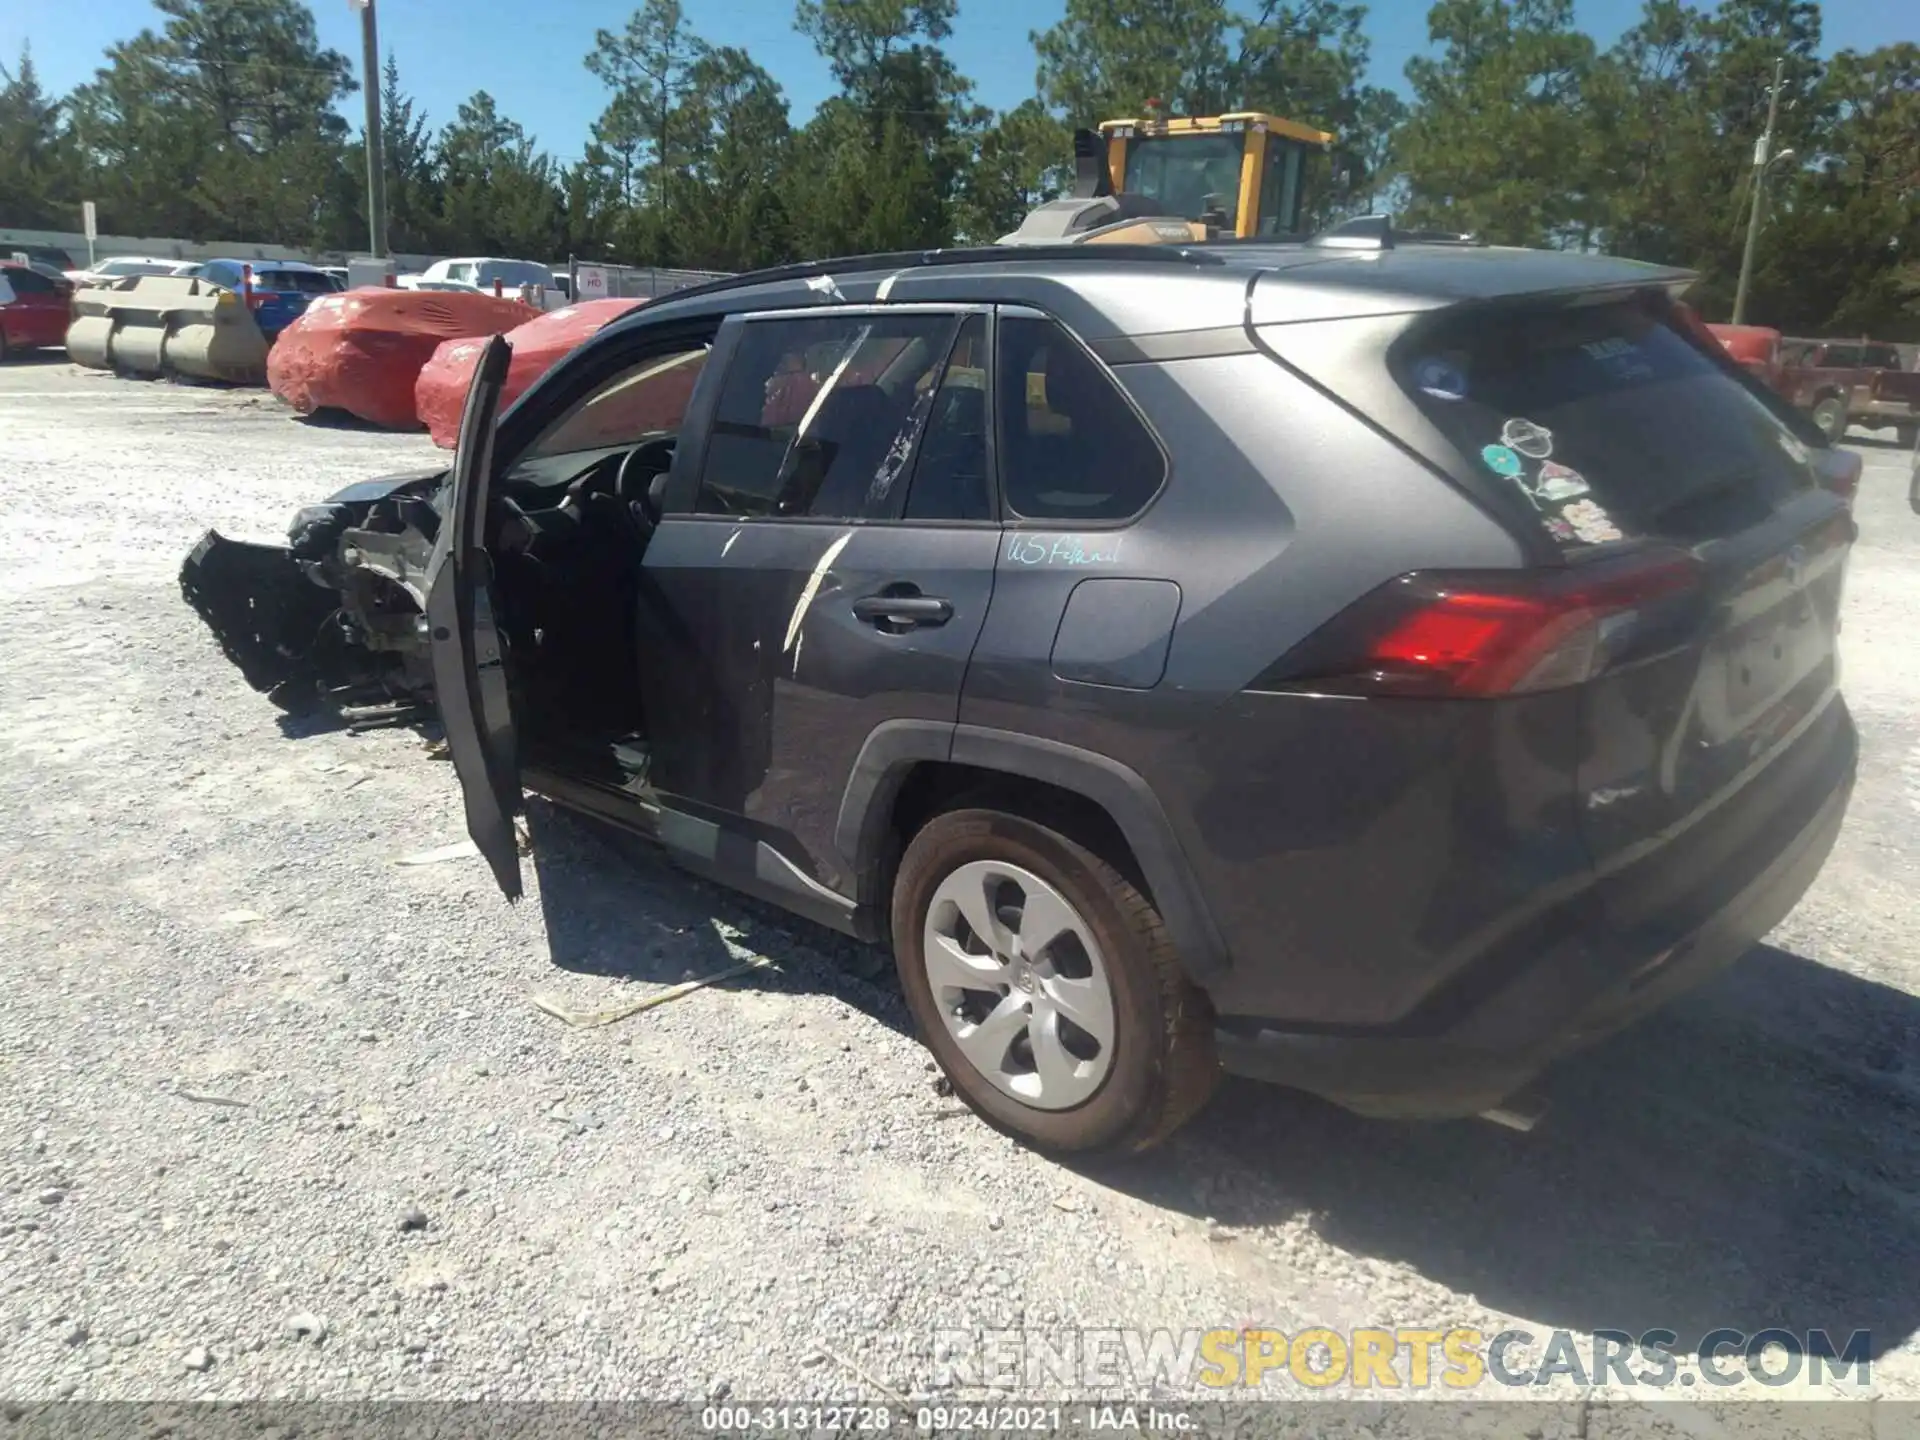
(645, 242, 1228, 310)
(1309, 214, 1485, 251)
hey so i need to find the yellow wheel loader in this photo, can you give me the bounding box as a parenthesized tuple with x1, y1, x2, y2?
(998, 110, 1336, 247)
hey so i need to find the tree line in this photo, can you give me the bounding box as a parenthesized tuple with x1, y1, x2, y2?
(0, 0, 1913, 336)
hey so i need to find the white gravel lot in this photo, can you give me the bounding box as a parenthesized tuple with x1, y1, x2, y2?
(2, 360, 1917, 1434)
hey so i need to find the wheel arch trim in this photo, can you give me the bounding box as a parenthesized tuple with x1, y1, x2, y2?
(835, 720, 1232, 982)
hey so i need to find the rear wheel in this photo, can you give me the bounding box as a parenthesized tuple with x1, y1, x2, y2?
(1896, 422, 1918, 450)
(1810, 395, 1848, 442)
(891, 808, 1217, 1154)
(0, 326, 10, 362)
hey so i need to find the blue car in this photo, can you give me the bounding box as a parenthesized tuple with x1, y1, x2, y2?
(191, 259, 342, 340)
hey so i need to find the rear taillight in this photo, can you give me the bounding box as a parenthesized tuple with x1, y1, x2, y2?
(1255, 549, 1702, 698)
(1813, 448, 1862, 507)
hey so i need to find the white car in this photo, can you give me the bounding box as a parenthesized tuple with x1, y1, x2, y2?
(65, 256, 192, 287)
(410, 257, 560, 307)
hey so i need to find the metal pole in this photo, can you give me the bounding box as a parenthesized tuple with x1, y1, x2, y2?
(1733, 56, 1784, 325)
(356, 0, 388, 258)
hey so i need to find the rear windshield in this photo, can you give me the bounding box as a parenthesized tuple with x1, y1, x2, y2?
(257, 270, 336, 294)
(1397, 299, 1818, 546)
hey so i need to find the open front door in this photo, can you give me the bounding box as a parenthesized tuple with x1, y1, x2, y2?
(422, 335, 523, 899)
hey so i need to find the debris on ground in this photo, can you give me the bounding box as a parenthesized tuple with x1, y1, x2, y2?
(396, 839, 479, 866)
(530, 955, 775, 1029)
(173, 1088, 250, 1109)
(284, 1311, 328, 1342)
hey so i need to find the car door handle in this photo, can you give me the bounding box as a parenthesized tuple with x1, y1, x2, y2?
(852, 593, 953, 627)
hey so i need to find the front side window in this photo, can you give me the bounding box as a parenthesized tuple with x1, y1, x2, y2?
(695, 312, 961, 522)
(524, 346, 710, 462)
(995, 315, 1166, 522)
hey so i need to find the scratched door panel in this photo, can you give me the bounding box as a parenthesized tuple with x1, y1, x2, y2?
(958, 308, 1185, 741)
(636, 518, 998, 894)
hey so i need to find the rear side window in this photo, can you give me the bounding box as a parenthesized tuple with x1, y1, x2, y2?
(996, 315, 1164, 522)
(258, 270, 334, 294)
(697, 313, 959, 522)
(1860, 344, 1902, 370)
(1399, 300, 1818, 546)
(6, 268, 54, 294)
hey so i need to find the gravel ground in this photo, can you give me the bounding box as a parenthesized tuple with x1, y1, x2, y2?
(2, 360, 1918, 1431)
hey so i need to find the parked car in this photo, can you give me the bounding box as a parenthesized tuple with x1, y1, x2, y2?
(190, 259, 343, 341)
(1778, 337, 1920, 444)
(9, 242, 75, 272)
(66, 255, 188, 287)
(7, 245, 78, 285)
(413, 298, 647, 447)
(411, 256, 557, 305)
(1705, 323, 1785, 394)
(180, 241, 1858, 1153)
(0, 261, 75, 358)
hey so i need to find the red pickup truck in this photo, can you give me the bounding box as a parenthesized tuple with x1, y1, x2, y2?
(1778, 337, 1920, 444)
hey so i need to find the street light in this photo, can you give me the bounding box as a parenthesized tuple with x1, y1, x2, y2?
(348, 0, 387, 258)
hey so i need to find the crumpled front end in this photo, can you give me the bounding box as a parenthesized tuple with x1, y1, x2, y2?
(179, 468, 450, 715)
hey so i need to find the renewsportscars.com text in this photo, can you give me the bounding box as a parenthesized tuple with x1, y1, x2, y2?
(933, 1327, 1873, 1392)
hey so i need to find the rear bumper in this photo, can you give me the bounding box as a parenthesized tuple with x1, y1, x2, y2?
(1856, 398, 1917, 425)
(1215, 709, 1856, 1119)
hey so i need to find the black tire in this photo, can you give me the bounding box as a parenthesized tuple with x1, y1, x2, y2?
(1896, 422, 1918, 451)
(0, 327, 10, 362)
(890, 807, 1218, 1154)
(1810, 395, 1848, 443)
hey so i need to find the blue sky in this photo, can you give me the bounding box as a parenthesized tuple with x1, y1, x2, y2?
(2, 0, 1905, 166)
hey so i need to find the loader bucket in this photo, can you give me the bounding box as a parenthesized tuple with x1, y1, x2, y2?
(63, 275, 270, 384)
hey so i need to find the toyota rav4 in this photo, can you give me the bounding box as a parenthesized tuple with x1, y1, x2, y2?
(182, 237, 1859, 1153)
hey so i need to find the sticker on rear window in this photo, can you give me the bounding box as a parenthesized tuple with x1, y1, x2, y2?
(1501, 417, 1554, 459)
(1480, 444, 1523, 477)
(1558, 498, 1624, 544)
(1531, 461, 1590, 503)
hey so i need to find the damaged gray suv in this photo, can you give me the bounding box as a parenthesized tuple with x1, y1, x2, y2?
(184, 236, 1858, 1153)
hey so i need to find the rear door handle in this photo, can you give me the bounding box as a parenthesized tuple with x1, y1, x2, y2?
(852, 593, 953, 628)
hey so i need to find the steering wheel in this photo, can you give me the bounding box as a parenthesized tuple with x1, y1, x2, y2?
(615, 437, 677, 512)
